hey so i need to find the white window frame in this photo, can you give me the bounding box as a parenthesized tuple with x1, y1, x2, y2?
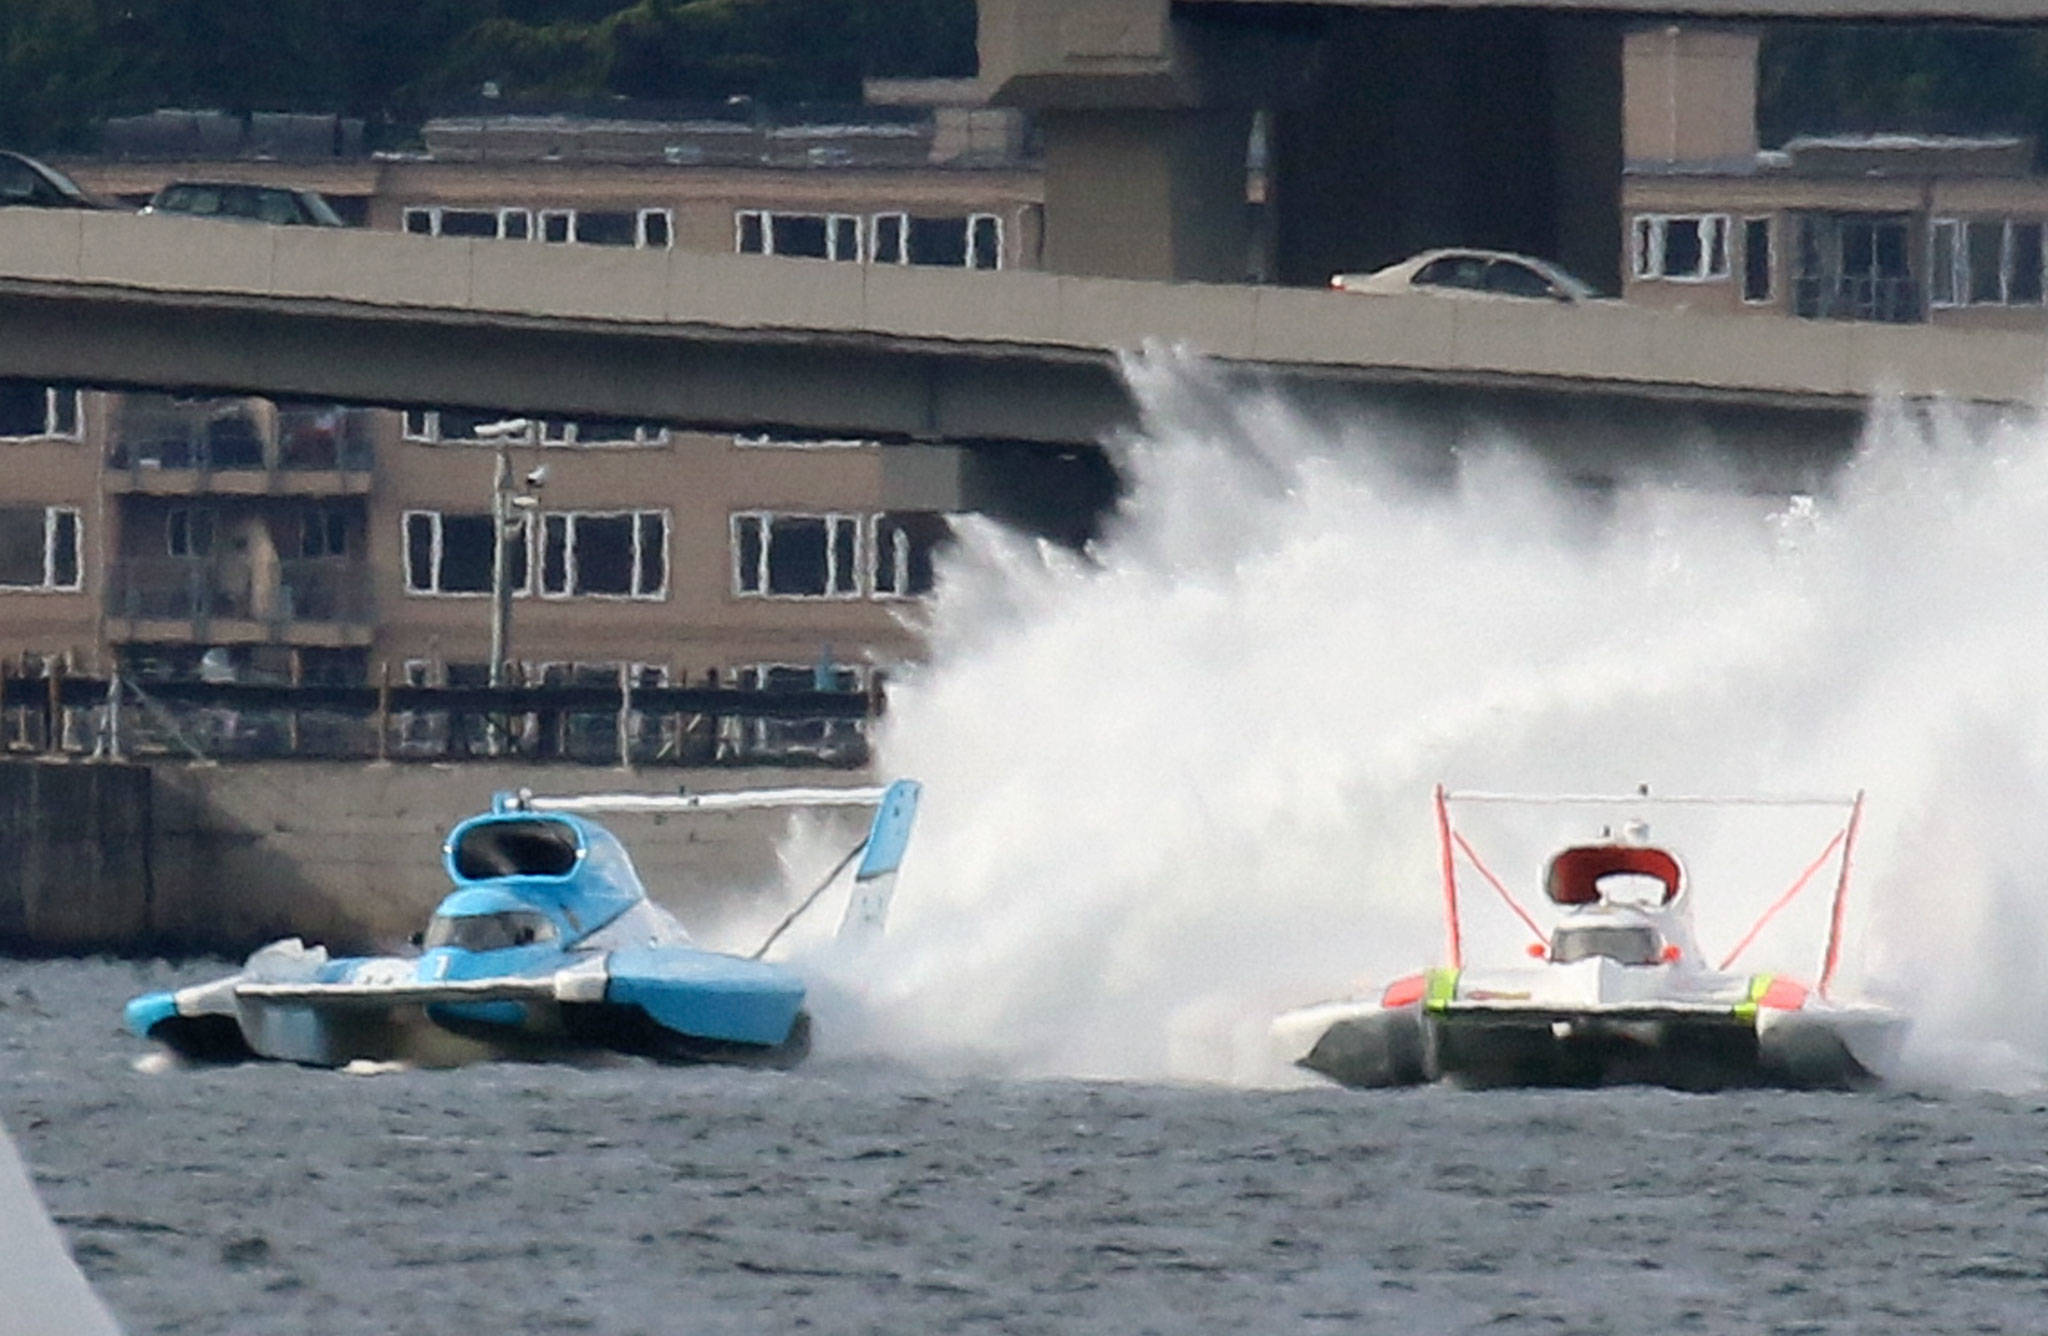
(871, 211, 906, 264)
(731, 511, 863, 600)
(969, 212, 1003, 270)
(1631, 213, 1730, 283)
(403, 205, 529, 241)
(868, 212, 1005, 269)
(539, 420, 671, 448)
(535, 509, 669, 601)
(402, 409, 437, 441)
(636, 208, 673, 250)
(2008, 219, 2046, 307)
(869, 511, 953, 602)
(0, 505, 82, 592)
(0, 388, 84, 442)
(1741, 216, 1774, 305)
(540, 209, 575, 244)
(402, 508, 527, 599)
(1966, 218, 2048, 309)
(733, 209, 861, 261)
(1947, 216, 2048, 308)
(1930, 218, 1963, 309)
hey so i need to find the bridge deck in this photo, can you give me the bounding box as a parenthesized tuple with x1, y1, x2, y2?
(0, 211, 2039, 448)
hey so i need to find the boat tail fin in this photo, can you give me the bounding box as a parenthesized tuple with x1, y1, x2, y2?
(837, 779, 921, 944)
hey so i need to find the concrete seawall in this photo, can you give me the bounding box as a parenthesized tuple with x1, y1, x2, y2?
(0, 757, 874, 957)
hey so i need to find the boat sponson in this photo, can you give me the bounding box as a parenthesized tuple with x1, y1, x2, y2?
(1299, 1007, 1429, 1088)
(1429, 1009, 1876, 1090)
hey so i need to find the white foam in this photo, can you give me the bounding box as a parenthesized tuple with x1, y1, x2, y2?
(845, 352, 2048, 1088)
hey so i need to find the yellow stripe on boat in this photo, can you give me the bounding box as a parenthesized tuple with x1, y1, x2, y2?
(1734, 974, 1773, 1024)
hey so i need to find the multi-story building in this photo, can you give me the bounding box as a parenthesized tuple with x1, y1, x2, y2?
(1622, 26, 2048, 329)
(8, 85, 1051, 742)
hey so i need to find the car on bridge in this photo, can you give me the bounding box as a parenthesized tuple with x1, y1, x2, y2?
(142, 180, 346, 227)
(1332, 248, 1597, 304)
(0, 150, 115, 211)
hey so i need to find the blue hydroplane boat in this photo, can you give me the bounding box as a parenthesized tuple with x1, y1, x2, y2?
(125, 781, 919, 1068)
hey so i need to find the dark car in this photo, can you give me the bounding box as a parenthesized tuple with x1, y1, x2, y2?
(0, 150, 115, 211)
(143, 181, 345, 227)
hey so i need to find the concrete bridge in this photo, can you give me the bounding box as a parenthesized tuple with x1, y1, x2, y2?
(1, 210, 2043, 484)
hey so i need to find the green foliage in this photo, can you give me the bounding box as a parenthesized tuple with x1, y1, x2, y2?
(1759, 25, 2048, 153)
(0, 0, 976, 152)
(0, 0, 120, 149)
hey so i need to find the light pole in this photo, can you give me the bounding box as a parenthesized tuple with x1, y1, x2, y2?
(473, 418, 536, 690)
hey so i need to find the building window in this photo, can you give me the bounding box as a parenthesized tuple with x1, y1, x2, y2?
(536, 511, 668, 599)
(0, 386, 83, 440)
(403, 206, 665, 249)
(438, 208, 500, 238)
(870, 213, 1003, 269)
(539, 420, 669, 447)
(732, 512, 860, 598)
(1742, 218, 1773, 304)
(638, 209, 672, 250)
(0, 506, 81, 591)
(166, 506, 214, 558)
(1632, 214, 1730, 282)
(573, 211, 636, 247)
(872, 512, 951, 598)
(2012, 223, 2044, 304)
(728, 662, 868, 762)
(1929, 219, 1960, 308)
(300, 507, 348, 558)
(403, 510, 525, 597)
(406, 411, 665, 447)
(403, 206, 530, 241)
(1934, 216, 2046, 308)
(735, 210, 863, 261)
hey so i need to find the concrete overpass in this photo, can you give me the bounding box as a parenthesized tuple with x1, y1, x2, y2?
(982, 0, 2048, 293)
(1, 210, 2043, 487)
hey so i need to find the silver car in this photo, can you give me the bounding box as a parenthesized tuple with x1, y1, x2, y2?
(143, 180, 346, 227)
(1332, 248, 1597, 303)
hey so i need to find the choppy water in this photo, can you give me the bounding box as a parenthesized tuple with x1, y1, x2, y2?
(9, 957, 2048, 1336)
(20, 360, 2048, 1332)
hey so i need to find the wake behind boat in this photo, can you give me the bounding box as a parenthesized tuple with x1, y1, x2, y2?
(1273, 787, 1906, 1091)
(125, 780, 919, 1069)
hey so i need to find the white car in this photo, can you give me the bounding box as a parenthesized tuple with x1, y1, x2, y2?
(1331, 248, 1596, 303)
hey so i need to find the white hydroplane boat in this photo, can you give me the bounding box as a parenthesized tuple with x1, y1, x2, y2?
(1274, 788, 1906, 1090)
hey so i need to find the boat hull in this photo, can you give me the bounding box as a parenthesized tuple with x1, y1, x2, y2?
(1284, 1002, 1903, 1092)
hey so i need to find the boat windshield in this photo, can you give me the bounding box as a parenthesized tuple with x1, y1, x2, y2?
(1551, 924, 1661, 966)
(423, 910, 559, 952)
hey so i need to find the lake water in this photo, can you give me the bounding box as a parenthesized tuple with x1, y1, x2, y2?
(8, 958, 2047, 1336)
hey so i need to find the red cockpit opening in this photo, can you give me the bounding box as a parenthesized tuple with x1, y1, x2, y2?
(1544, 845, 1683, 906)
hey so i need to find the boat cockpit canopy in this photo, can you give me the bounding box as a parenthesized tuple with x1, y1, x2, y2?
(1549, 922, 1663, 966)
(423, 908, 560, 952)
(1545, 845, 1682, 907)
(452, 818, 581, 881)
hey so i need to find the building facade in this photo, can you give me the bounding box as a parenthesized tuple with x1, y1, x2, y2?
(1621, 25, 2048, 330)
(10, 91, 1043, 732)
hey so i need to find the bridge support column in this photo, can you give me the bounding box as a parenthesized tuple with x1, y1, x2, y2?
(1041, 107, 1255, 282)
(1269, 11, 1623, 293)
